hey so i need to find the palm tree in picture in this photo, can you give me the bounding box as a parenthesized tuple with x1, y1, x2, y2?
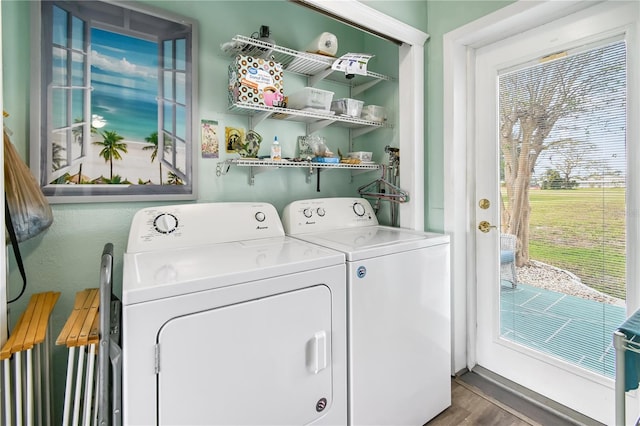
(142, 131, 168, 185)
(73, 117, 99, 144)
(104, 174, 132, 184)
(51, 142, 66, 172)
(167, 171, 184, 185)
(94, 130, 128, 180)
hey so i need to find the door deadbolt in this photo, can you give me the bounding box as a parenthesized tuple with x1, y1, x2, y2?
(479, 199, 490, 209)
(478, 221, 497, 233)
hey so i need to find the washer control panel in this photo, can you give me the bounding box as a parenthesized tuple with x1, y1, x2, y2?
(127, 202, 285, 253)
(282, 198, 378, 235)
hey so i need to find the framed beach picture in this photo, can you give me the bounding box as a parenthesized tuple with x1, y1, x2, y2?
(30, 0, 199, 202)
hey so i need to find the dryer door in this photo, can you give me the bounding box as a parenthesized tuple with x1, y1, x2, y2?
(157, 285, 333, 425)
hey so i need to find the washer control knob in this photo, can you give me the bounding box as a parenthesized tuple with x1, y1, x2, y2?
(154, 213, 178, 234)
(352, 202, 366, 217)
(316, 207, 326, 217)
(255, 211, 266, 222)
(303, 208, 313, 218)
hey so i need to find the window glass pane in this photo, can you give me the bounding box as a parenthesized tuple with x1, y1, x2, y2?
(163, 103, 173, 133)
(72, 89, 84, 124)
(176, 105, 186, 140)
(163, 132, 175, 167)
(163, 40, 173, 69)
(71, 52, 85, 86)
(52, 89, 68, 129)
(176, 38, 186, 71)
(51, 130, 68, 171)
(175, 138, 186, 175)
(164, 71, 173, 100)
(71, 16, 84, 51)
(53, 47, 67, 85)
(175, 72, 185, 105)
(52, 6, 67, 47)
(71, 125, 83, 161)
(498, 40, 627, 378)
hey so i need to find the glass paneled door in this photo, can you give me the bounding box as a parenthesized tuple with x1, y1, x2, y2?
(474, 2, 638, 424)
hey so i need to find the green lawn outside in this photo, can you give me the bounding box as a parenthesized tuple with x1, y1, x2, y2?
(516, 187, 626, 299)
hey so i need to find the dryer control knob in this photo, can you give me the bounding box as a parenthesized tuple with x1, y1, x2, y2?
(154, 213, 178, 234)
(255, 211, 266, 222)
(316, 207, 326, 217)
(303, 208, 313, 218)
(352, 202, 366, 217)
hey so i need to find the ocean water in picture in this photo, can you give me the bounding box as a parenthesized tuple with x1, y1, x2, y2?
(91, 88, 157, 141)
(90, 28, 158, 141)
(77, 28, 171, 184)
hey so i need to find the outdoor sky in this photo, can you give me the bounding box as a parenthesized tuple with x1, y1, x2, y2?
(502, 40, 627, 183)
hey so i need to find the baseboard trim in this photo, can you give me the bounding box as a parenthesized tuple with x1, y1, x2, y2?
(463, 366, 603, 426)
(454, 376, 544, 425)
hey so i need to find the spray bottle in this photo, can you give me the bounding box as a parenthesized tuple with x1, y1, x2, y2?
(270, 136, 281, 160)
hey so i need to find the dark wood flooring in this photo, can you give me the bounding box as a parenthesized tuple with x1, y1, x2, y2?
(427, 374, 588, 426)
(427, 379, 534, 426)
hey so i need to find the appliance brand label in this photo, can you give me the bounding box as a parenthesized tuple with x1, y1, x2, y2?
(256, 226, 268, 230)
(356, 266, 366, 278)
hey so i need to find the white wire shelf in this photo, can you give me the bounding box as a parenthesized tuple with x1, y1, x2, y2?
(223, 35, 395, 85)
(223, 158, 380, 169)
(217, 158, 380, 186)
(228, 102, 391, 134)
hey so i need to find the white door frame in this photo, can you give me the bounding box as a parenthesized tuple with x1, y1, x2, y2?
(443, 0, 640, 375)
(445, 3, 640, 421)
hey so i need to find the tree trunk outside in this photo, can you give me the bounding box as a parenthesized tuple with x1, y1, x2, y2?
(498, 46, 619, 269)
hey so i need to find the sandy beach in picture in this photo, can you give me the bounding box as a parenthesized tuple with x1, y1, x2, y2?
(72, 137, 174, 185)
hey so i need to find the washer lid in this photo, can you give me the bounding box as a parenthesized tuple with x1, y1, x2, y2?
(294, 226, 449, 261)
(122, 236, 344, 305)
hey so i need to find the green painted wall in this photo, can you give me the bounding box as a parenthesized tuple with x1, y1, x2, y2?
(2, 0, 511, 418)
(424, 0, 513, 231)
(363, 0, 513, 232)
(363, 0, 428, 31)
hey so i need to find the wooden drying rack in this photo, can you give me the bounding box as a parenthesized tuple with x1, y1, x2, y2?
(0, 291, 60, 361)
(1, 291, 60, 426)
(56, 289, 100, 349)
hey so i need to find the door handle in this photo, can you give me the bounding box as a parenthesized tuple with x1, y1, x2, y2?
(307, 331, 327, 374)
(478, 221, 497, 233)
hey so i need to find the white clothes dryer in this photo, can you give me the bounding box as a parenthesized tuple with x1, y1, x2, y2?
(282, 197, 451, 426)
(122, 202, 347, 425)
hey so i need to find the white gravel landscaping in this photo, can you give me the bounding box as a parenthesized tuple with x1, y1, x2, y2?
(516, 259, 625, 307)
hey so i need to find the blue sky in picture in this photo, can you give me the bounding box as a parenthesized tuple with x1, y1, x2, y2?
(90, 28, 158, 141)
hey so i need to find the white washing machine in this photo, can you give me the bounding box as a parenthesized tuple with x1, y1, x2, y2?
(121, 202, 347, 425)
(282, 197, 451, 426)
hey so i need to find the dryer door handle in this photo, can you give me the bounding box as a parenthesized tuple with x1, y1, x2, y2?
(308, 331, 327, 374)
